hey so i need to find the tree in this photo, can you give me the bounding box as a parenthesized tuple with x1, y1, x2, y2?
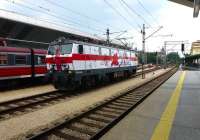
(167, 52, 180, 64)
(137, 52, 162, 64)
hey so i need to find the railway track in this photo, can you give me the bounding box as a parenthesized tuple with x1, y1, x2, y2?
(0, 91, 76, 121)
(27, 67, 177, 140)
(0, 67, 158, 121)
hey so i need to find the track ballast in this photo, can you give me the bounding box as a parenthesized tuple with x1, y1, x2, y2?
(27, 67, 177, 140)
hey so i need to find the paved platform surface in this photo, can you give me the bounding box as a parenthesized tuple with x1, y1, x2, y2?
(100, 70, 200, 140)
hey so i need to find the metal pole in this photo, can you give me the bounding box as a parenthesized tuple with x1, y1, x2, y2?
(164, 41, 167, 69)
(106, 28, 110, 44)
(142, 24, 145, 79)
(176, 52, 178, 66)
(156, 52, 158, 67)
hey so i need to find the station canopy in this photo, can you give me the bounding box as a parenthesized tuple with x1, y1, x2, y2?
(169, 0, 193, 7)
(0, 10, 123, 49)
(169, 0, 200, 17)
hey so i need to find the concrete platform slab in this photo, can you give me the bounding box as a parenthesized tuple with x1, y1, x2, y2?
(170, 71, 200, 139)
(101, 70, 200, 140)
(101, 71, 182, 140)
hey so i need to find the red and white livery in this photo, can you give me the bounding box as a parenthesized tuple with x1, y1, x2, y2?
(46, 38, 138, 90)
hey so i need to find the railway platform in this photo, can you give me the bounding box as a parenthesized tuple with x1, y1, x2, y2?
(100, 70, 200, 140)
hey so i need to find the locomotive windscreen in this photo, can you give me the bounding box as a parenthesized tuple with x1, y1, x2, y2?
(60, 44, 72, 55)
(48, 45, 57, 55)
(48, 43, 72, 55)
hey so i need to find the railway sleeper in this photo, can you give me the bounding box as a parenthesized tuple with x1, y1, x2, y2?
(0, 106, 11, 112)
(78, 118, 106, 128)
(115, 99, 135, 105)
(124, 95, 143, 100)
(68, 122, 99, 135)
(106, 104, 127, 111)
(111, 102, 132, 108)
(54, 128, 90, 140)
(94, 110, 119, 118)
(25, 99, 38, 103)
(119, 97, 140, 102)
(34, 98, 45, 102)
(15, 101, 29, 106)
(100, 107, 124, 114)
(87, 114, 113, 123)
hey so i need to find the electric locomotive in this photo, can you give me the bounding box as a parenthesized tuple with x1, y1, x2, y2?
(46, 37, 138, 90)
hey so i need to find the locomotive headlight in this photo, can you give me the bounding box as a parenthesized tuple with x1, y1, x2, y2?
(68, 70, 72, 74)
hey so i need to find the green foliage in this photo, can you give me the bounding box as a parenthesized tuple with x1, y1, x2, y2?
(167, 52, 180, 64)
(137, 51, 180, 65)
(137, 52, 162, 64)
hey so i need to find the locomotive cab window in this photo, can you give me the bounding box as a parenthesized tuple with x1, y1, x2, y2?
(48, 45, 57, 55)
(0, 54, 8, 65)
(15, 55, 27, 65)
(78, 45, 83, 54)
(60, 44, 73, 55)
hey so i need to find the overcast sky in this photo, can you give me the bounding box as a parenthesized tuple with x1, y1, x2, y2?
(0, 0, 200, 54)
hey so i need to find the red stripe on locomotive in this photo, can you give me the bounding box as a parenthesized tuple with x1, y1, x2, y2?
(46, 54, 137, 64)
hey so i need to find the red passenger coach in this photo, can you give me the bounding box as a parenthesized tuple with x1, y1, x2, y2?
(33, 49, 47, 77)
(0, 47, 32, 79)
(0, 46, 47, 81)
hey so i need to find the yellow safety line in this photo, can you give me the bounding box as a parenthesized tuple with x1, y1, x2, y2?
(151, 71, 186, 140)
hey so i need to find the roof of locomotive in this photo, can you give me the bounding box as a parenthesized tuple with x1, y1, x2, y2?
(50, 38, 133, 51)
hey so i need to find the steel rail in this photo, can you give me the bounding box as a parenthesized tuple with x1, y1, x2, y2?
(27, 67, 177, 140)
(0, 67, 159, 121)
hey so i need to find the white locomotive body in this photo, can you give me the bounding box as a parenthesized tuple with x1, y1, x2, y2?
(46, 38, 138, 90)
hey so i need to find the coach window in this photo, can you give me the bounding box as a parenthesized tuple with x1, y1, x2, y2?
(78, 45, 83, 54)
(38, 56, 46, 65)
(15, 55, 27, 65)
(0, 54, 8, 65)
(48, 45, 57, 55)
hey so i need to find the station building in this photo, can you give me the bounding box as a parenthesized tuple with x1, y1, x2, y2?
(184, 41, 200, 68)
(191, 41, 200, 55)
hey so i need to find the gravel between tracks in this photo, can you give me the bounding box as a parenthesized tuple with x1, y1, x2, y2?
(0, 85, 55, 104)
(0, 68, 170, 140)
(0, 67, 153, 104)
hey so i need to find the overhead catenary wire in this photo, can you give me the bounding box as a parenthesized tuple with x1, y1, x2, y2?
(4, 0, 105, 33)
(103, 0, 141, 33)
(118, 0, 141, 29)
(43, 0, 121, 31)
(136, 0, 159, 26)
(119, 0, 152, 29)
